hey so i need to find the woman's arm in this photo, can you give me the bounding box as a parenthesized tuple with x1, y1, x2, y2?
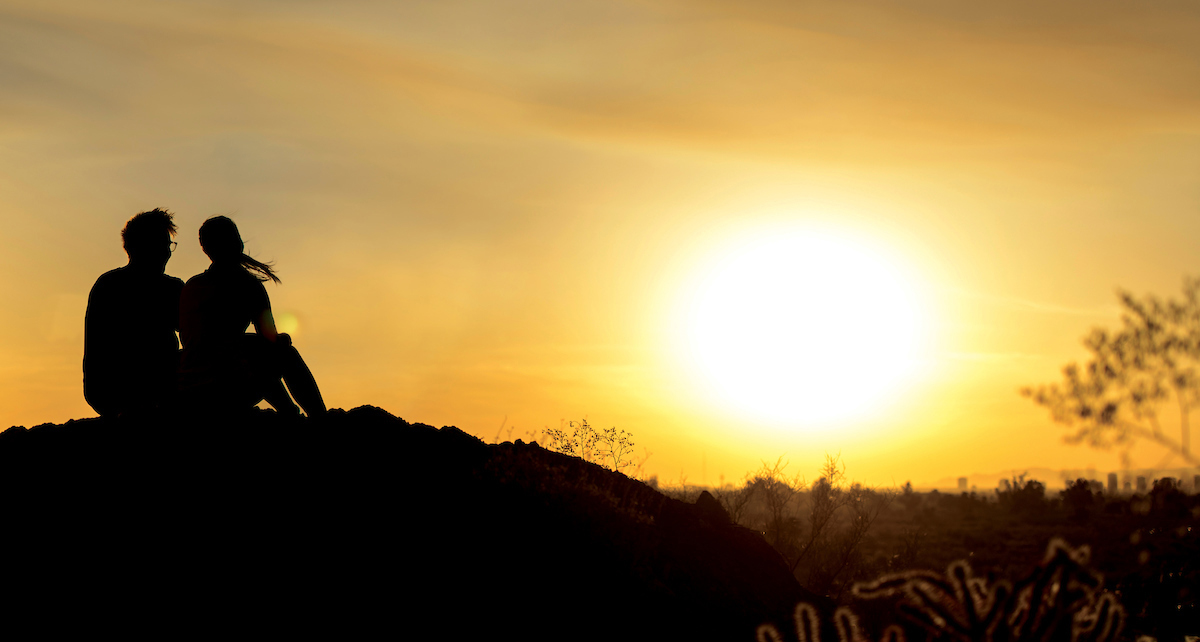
(254, 307, 280, 342)
(250, 281, 287, 344)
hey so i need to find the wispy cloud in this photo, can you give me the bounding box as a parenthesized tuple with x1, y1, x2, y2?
(943, 286, 1122, 318)
(942, 351, 1044, 363)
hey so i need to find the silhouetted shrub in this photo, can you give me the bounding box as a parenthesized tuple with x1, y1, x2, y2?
(1061, 478, 1097, 521)
(997, 474, 1047, 517)
(1148, 477, 1189, 518)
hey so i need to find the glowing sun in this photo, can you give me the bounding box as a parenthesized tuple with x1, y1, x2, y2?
(680, 228, 926, 425)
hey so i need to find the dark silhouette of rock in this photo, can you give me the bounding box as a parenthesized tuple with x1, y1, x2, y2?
(696, 489, 732, 526)
(0, 407, 814, 639)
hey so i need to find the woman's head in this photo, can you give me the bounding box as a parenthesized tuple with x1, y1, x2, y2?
(198, 216, 244, 262)
(198, 216, 281, 283)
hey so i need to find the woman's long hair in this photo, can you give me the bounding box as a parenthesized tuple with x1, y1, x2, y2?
(198, 216, 282, 284)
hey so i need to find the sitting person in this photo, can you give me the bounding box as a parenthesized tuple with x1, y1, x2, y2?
(84, 208, 185, 418)
(178, 216, 326, 417)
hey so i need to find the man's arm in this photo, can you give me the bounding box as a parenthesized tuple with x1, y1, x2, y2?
(83, 276, 113, 367)
(83, 274, 119, 416)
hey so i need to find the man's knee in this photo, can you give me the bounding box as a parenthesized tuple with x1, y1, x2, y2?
(84, 380, 122, 417)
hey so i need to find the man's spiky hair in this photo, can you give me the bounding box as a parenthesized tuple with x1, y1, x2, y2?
(121, 208, 177, 252)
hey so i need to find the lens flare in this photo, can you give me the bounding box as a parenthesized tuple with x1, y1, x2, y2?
(275, 311, 301, 337)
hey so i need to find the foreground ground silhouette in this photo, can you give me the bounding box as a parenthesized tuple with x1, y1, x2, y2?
(0, 407, 813, 639)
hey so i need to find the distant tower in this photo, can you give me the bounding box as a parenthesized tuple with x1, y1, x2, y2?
(1123, 480, 1131, 493)
(1107, 473, 1118, 494)
(1194, 475, 1200, 493)
(1136, 476, 1147, 493)
(957, 477, 968, 492)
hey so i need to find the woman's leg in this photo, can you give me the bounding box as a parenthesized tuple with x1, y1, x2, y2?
(276, 342, 326, 417)
(262, 378, 299, 416)
(243, 333, 326, 417)
(241, 333, 297, 415)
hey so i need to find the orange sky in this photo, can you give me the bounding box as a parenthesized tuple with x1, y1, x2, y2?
(2, 0, 1199, 486)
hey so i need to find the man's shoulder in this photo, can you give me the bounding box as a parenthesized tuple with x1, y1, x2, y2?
(91, 267, 184, 297)
(90, 266, 130, 293)
(95, 266, 129, 282)
(158, 274, 184, 304)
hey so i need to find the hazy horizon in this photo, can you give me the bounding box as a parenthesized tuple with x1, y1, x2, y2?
(3, 0, 1200, 486)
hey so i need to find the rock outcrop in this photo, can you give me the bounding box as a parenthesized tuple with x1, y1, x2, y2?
(0, 406, 812, 639)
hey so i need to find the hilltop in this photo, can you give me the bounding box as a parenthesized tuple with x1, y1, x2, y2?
(0, 406, 813, 640)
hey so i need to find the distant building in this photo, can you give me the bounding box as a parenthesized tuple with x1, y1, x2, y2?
(1107, 473, 1118, 494)
(1136, 476, 1147, 493)
(1123, 480, 1131, 493)
(1194, 475, 1200, 493)
(1089, 480, 1103, 494)
(957, 477, 968, 492)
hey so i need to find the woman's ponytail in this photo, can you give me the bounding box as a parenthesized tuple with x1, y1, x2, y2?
(199, 216, 282, 284)
(240, 253, 281, 284)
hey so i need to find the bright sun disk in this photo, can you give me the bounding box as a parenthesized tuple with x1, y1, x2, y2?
(680, 229, 926, 426)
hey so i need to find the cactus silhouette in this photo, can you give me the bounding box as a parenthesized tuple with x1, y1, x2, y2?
(758, 539, 1124, 642)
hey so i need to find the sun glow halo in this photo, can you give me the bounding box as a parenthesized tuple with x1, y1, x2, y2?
(679, 229, 926, 426)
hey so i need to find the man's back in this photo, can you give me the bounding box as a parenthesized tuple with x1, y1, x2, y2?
(83, 265, 184, 417)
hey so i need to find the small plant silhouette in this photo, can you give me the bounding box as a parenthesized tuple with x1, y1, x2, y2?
(543, 418, 640, 475)
(544, 419, 601, 462)
(596, 425, 636, 474)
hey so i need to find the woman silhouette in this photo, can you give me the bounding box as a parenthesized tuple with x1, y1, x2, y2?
(179, 216, 326, 417)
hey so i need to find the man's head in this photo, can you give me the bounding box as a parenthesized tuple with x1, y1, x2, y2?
(122, 208, 177, 270)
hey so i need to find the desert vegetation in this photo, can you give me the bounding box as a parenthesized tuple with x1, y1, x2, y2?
(511, 415, 1197, 639)
(499, 417, 652, 479)
(696, 454, 896, 601)
(690, 462, 1197, 640)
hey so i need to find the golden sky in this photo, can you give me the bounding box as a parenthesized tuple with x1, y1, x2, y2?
(3, 0, 1199, 486)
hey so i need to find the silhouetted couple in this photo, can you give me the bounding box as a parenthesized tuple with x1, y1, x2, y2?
(84, 209, 326, 420)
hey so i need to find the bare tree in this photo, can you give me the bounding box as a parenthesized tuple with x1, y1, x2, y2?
(748, 457, 807, 555)
(1022, 277, 1200, 467)
(817, 482, 893, 598)
(731, 453, 891, 597)
(713, 476, 756, 525)
(790, 453, 850, 573)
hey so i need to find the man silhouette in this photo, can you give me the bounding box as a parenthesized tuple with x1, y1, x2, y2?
(83, 209, 185, 418)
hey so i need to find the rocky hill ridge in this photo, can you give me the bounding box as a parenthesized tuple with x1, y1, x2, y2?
(0, 406, 810, 640)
